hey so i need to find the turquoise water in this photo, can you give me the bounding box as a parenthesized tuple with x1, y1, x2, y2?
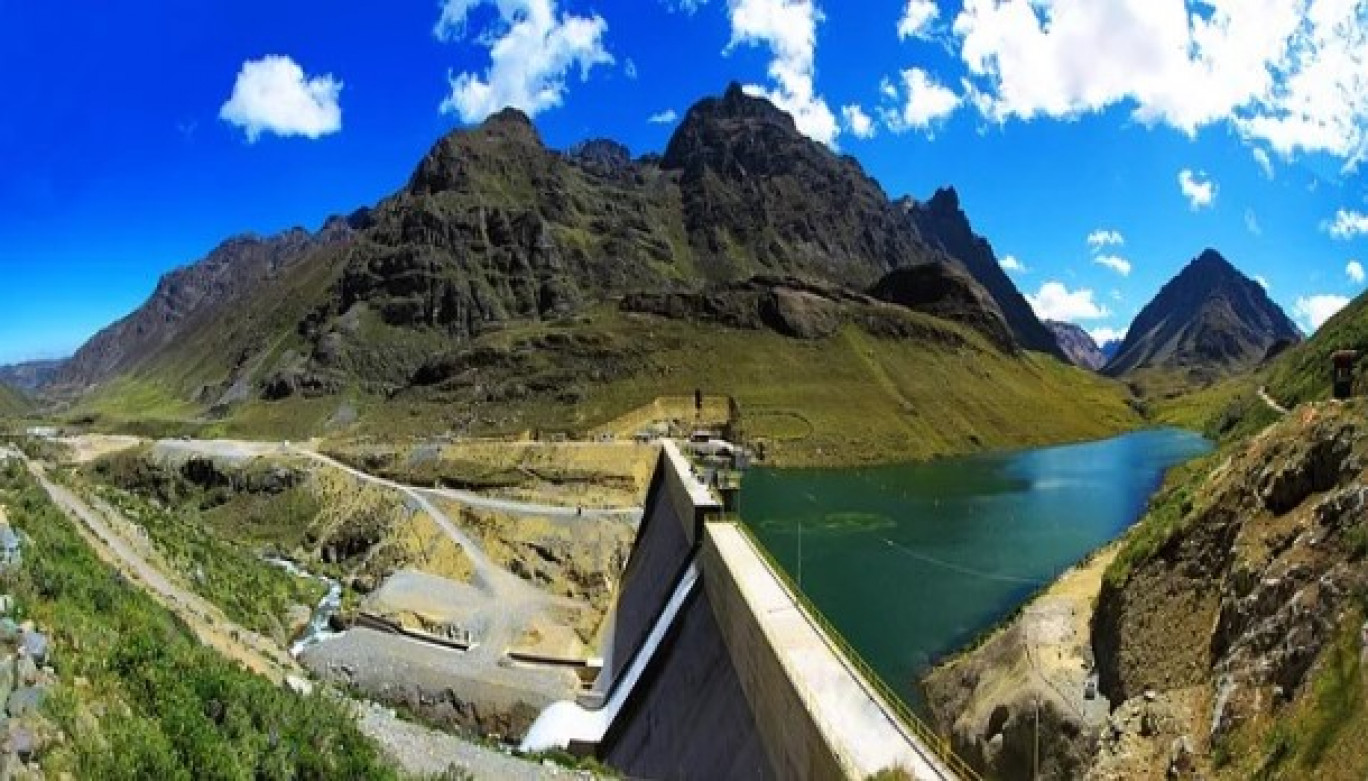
(737, 428, 1212, 710)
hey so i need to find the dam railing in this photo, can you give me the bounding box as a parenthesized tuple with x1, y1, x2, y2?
(719, 514, 983, 781)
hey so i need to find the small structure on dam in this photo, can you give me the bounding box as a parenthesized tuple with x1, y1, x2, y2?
(521, 440, 972, 780)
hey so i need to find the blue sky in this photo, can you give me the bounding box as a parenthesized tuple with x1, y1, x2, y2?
(2, 0, 1367, 364)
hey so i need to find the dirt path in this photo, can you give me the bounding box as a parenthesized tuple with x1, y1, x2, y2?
(25, 460, 299, 682)
(1258, 386, 1289, 415)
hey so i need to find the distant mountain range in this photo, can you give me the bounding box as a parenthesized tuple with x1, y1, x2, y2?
(0, 359, 65, 393)
(1103, 249, 1301, 380)
(44, 84, 1071, 416)
(1044, 321, 1106, 370)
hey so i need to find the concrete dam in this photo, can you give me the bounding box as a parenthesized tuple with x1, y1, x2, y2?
(522, 441, 968, 780)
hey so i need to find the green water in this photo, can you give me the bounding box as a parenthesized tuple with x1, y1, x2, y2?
(738, 428, 1212, 711)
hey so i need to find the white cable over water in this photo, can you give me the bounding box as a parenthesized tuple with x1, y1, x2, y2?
(880, 537, 1045, 586)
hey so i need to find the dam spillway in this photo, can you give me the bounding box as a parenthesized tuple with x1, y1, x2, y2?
(522, 441, 966, 780)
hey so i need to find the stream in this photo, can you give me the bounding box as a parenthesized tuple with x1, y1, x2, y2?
(264, 556, 344, 658)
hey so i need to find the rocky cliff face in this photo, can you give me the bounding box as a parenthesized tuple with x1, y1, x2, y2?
(903, 189, 1066, 358)
(1089, 400, 1368, 776)
(1045, 320, 1106, 370)
(662, 83, 940, 285)
(1104, 249, 1302, 378)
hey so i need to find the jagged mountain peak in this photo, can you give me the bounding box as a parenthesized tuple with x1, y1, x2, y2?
(406, 107, 547, 196)
(1104, 248, 1301, 377)
(53, 83, 1072, 411)
(924, 186, 962, 215)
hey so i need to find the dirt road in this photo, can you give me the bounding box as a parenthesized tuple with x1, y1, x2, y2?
(26, 460, 299, 681)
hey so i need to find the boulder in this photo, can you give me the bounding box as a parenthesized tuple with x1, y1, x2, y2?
(18, 632, 46, 665)
(6, 688, 43, 718)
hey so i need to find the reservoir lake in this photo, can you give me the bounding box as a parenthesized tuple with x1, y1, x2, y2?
(738, 428, 1212, 710)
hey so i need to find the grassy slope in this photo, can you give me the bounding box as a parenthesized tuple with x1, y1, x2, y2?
(356, 309, 1142, 467)
(1101, 398, 1368, 779)
(1266, 289, 1368, 406)
(0, 382, 32, 419)
(0, 460, 393, 779)
(59, 304, 1142, 467)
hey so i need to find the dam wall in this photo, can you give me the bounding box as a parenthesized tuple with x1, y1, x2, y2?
(601, 442, 716, 688)
(523, 440, 964, 780)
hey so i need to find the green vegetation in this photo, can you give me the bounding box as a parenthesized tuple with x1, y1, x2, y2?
(73, 451, 324, 640)
(0, 461, 394, 779)
(339, 310, 1141, 468)
(1104, 453, 1213, 588)
(1212, 607, 1368, 781)
(1266, 290, 1368, 406)
(0, 383, 32, 419)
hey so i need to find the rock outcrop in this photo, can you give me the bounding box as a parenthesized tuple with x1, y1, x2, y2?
(902, 188, 1066, 358)
(1089, 400, 1368, 775)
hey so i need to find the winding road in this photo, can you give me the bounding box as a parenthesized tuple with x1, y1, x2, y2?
(1258, 386, 1289, 415)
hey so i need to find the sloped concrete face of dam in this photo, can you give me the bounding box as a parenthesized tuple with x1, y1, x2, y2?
(522, 441, 960, 780)
(601, 585, 775, 778)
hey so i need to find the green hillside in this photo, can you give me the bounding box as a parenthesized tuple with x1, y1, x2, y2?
(0, 382, 32, 419)
(1266, 289, 1368, 406)
(71, 302, 1140, 467)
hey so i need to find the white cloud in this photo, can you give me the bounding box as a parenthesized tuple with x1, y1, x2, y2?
(1086, 229, 1124, 250)
(435, 0, 613, 124)
(219, 55, 342, 142)
(1088, 326, 1127, 345)
(1245, 209, 1263, 235)
(1026, 281, 1111, 321)
(1178, 168, 1216, 209)
(1293, 294, 1351, 331)
(726, 0, 839, 146)
(1093, 254, 1132, 276)
(1348, 259, 1366, 284)
(1327, 208, 1368, 239)
(949, 0, 1368, 165)
(1252, 147, 1274, 179)
(881, 67, 960, 133)
(664, 0, 709, 13)
(1255, 274, 1271, 289)
(898, 0, 940, 40)
(841, 104, 876, 139)
(648, 109, 678, 124)
(1000, 254, 1027, 272)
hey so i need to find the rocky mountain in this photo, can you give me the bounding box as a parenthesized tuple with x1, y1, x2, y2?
(0, 359, 65, 393)
(1044, 320, 1106, 370)
(1104, 249, 1301, 379)
(53, 220, 357, 394)
(53, 84, 1089, 445)
(902, 189, 1065, 358)
(1088, 399, 1368, 778)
